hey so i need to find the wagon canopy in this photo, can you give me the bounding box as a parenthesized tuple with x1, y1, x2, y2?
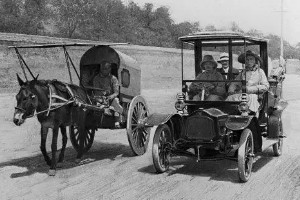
(80, 45, 141, 102)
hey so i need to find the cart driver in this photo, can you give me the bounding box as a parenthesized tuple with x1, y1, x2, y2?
(189, 55, 226, 101)
(93, 61, 123, 128)
(226, 50, 269, 114)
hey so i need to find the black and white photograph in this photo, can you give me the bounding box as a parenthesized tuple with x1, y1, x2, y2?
(0, 0, 299, 199)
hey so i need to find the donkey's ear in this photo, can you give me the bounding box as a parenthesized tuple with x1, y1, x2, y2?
(34, 74, 39, 81)
(16, 73, 25, 86)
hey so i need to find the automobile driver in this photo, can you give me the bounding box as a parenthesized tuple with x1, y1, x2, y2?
(189, 55, 226, 101)
(93, 61, 123, 128)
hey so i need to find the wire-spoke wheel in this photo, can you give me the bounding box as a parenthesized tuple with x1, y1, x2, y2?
(152, 124, 172, 173)
(69, 125, 95, 154)
(126, 95, 150, 156)
(238, 128, 254, 182)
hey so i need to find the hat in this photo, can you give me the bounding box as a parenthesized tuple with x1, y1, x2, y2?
(217, 52, 229, 63)
(200, 55, 218, 69)
(238, 50, 262, 65)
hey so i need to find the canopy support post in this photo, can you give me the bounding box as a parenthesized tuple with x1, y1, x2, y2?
(63, 46, 92, 104)
(14, 48, 36, 80)
(63, 46, 73, 84)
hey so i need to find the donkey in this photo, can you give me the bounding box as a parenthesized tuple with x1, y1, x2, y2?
(13, 74, 88, 176)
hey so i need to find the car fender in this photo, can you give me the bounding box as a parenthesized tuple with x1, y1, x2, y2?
(268, 115, 282, 138)
(145, 113, 182, 126)
(225, 115, 255, 131)
(146, 113, 184, 140)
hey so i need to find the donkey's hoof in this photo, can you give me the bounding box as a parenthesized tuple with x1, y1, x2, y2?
(48, 169, 56, 176)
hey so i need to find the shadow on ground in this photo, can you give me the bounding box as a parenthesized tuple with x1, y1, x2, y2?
(139, 151, 275, 183)
(0, 141, 134, 178)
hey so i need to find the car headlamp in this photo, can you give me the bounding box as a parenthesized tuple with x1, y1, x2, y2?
(175, 93, 186, 111)
(238, 102, 249, 116)
(238, 93, 249, 102)
(175, 100, 186, 111)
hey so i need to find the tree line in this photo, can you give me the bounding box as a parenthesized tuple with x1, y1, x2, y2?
(0, 0, 299, 59)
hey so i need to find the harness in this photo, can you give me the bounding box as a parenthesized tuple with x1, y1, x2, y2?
(15, 82, 76, 119)
(45, 83, 75, 116)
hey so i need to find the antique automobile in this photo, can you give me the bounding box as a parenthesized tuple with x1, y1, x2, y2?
(150, 31, 286, 182)
(11, 43, 150, 158)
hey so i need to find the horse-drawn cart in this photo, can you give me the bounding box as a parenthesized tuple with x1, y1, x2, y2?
(11, 43, 150, 161)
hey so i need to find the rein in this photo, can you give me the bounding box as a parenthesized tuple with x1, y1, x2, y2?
(31, 98, 75, 118)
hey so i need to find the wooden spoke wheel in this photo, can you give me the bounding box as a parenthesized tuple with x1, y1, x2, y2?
(238, 128, 254, 182)
(69, 125, 95, 154)
(126, 95, 150, 156)
(272, 117, 283, 156)
(152, 124, 172, 173)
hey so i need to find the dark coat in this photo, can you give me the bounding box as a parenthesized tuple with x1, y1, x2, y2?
(216, 67, 240, 80)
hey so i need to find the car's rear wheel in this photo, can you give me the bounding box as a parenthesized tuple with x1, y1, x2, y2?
(272, 117, 283, 156)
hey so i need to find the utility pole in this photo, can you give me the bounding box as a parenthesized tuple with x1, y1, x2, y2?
(280, 0, 284, 60)
(275, 0, 286, 68)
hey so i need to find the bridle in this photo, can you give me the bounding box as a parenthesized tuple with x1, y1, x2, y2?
(15, 106, 26, 113)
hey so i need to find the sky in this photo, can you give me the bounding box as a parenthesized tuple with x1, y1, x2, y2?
(122, 0, 300, 46)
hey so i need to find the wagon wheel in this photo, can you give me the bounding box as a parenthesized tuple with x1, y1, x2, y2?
(238, 128, 254, 182)
(126, 95, 150, 156)
(69, 125, 95, 154)
(272, 116, 283, 156)
(152, 124, 172, 173)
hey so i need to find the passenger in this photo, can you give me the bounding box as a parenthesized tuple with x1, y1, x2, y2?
(226, 50, 269, 114)
(189, 55, 226, 101)
(217, 52, 239, 80)
(93, 61, 123, 128)
(270, 64, 284, 80)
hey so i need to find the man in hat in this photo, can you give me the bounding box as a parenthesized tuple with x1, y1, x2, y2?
(217, 52, 239, 80)
(189, 55, 226, 101)
(93, 61, 123, 128)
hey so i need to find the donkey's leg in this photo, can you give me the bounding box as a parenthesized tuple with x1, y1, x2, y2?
(40, 126, 51, 166)
(58, 126, 67, 164)
(48, 126, 59, 176)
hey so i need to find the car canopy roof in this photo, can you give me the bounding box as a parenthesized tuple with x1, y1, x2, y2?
(179, 31, 268, 47)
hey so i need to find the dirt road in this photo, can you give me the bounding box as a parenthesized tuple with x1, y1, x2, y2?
(1, 75, 300, 200)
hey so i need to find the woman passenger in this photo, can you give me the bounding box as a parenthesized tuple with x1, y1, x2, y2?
(226, 50, 269, 114)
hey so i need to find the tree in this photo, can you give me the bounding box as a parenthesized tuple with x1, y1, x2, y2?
(23, 0, 49, 34)
(0, 0, 22, 33)
(0, 0, 49, 34)
(204, 24, 217, 31)
(52, 0, 92, 38)
(171, 21, 201, 48)
(230, 22, 244, 33)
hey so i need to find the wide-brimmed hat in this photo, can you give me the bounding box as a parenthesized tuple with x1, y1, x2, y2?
(217, 52, 229, 63)
(238, 50, 262, 64)
(200, 55, 218, 69)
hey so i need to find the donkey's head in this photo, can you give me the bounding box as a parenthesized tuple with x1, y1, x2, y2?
(13, 74, 39, 126)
